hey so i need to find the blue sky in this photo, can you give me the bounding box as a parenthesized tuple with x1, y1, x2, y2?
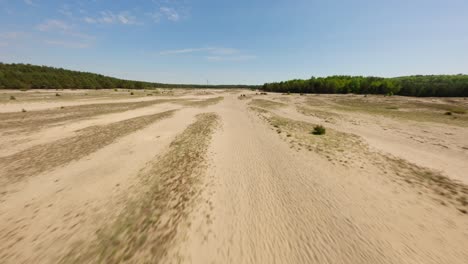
(0, 0, 467, 84)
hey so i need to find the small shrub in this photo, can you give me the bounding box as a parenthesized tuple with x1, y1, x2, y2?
(130, 92, 134, 95)
(21, 108, 27, 112)
(312, 125, 326, 135)
(445, 111, 452, 116)
(55, 93, 60, 97)
(114, 88, 118, 92)
(10, 95, 16, 100)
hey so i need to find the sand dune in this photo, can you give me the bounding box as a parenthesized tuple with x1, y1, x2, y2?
(0, 90, 467, 263)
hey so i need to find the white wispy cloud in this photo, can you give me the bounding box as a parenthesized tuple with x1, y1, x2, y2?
(159, 47, 256, 62)
(83, 11, 139, 25)
(58, 6, 73, 18)
(160, 7, 180, 21)
(44, 40, 90, 49)
(36, 20, 94, 48)
(151, 7, 181, 22)
(36, 19, 93, 39)
(37, 19, 70, 32)
(206, 55, 257, 62)
(0, 31, 27, 39)
(159, 47, 240, 56)
(83, 17, 97, 24)
(159, 47, 213, 55)
(0, 31, 29, 48)
(24, 0, 34, 6)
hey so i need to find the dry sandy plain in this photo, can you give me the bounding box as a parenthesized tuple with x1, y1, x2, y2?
(0, 89, 467, 263)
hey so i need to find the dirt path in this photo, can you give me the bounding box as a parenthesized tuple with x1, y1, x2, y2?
(170, 95, 468, 264)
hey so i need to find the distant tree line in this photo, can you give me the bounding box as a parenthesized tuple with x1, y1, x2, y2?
(0, 63, 257, 90)
(262, 75, 468, 97)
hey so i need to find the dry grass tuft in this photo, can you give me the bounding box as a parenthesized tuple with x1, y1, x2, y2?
(60, 113, 220, 263)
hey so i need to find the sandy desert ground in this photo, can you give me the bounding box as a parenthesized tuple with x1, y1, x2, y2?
(0, 89, 467, 263)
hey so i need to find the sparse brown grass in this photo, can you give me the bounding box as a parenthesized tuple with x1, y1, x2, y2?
(177, 96, 224, 107)
(0, 99, 180, 133)
(251, 107, 363, 162)
(252, 106, 468, 214)
(324, 96, 468, 126)
(60, 113, 220, 263)
(297, 106, 339, 124)
(386, 157, 468, 212)
(0, 110, 177, 185)
(249, 99, 287, 109)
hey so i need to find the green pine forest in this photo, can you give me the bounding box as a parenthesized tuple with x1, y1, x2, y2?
(0, 63, 255, 90)
(1, 63, 468, 97)
(262, 75, 468, 97)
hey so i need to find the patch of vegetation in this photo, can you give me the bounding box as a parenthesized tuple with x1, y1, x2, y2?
(9, 95, 16, 100)
(0, 99, 177, 132)
(0, 110, 177, 182)
(249, 99, 286, 109)
(323, 97, 468, 126)
(59, 113, 220, 263)
(253, 106, 468, 214)
(449, 107, 466, 114)
(387, 157, 468, 213)
(178, 96, 224, 107)
(297, 105, 338, 124)
(312, 125, 326, 135)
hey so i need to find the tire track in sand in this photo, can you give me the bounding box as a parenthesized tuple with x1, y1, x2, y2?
(60, 113, 219, 264)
